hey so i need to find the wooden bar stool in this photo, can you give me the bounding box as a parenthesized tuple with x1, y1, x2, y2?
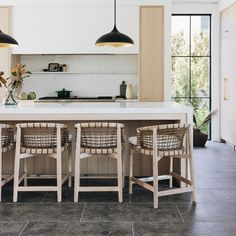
(0, 124, 15, 202)
(129, 123, 196, 208)
(13, 123, 72, 202)
(74, 122, 125, 203)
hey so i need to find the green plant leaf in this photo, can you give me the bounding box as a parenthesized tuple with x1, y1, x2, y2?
(198, 110, 217, 129)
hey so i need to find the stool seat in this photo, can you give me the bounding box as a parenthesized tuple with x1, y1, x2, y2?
(128, 136, 137, 146)
(2, 144, 14, 153)
(20, 146, 67, 155)
(128, 136, 184, 157)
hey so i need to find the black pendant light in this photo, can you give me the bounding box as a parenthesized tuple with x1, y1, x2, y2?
(95, 0, 134, 47)
(0, 30, 18, 48)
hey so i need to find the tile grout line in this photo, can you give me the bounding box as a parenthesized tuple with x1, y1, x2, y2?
(131, 221, 135, 236)
(80, 202, 86, 222)
(175, 203, 185, 223)
(18, 221, 29, 236)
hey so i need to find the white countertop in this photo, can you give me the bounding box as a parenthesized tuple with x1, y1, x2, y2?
(0, 102, 193, 121)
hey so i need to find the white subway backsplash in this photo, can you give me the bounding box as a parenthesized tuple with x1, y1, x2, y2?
(21, 54, 138, 98)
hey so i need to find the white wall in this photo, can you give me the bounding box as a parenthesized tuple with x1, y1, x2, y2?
(219, 0, 236, 10)
(20, 55, 138, 98)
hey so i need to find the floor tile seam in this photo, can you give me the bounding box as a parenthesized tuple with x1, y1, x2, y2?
(175, 203, 185, 223)
(80, 202, 86, 222)
(18, 221, 29, 236)
(7, 220, 135, 223)
(78, 220, 181, 223)
(0, 202, 85, 205)
(13, 220, 236, 223)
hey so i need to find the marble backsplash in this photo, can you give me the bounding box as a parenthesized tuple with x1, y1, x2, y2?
(20, 54, 138, 98)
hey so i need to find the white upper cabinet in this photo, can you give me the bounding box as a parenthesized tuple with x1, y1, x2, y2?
(221, 4, 236, 39)
(11, 5, 139, 54)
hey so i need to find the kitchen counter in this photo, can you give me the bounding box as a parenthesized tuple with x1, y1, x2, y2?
(0, 101, 193, 179)
(0, 101, 193, 121)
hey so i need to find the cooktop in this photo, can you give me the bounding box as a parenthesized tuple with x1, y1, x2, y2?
(39, 96, 112, 100)
(37, 96, 115, 102)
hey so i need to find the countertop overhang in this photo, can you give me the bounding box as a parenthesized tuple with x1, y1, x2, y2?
(0, 102, 193, 121)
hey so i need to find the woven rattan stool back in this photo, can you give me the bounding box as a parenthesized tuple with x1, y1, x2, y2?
(137, 123, 189, 151)
(76, 122, 125, 154)
(0, 124, 14, 148)
(16, 123, 69, 154)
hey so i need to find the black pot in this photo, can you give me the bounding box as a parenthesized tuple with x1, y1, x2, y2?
(193, 128, 208, 147)
(56, 88, 71, 98)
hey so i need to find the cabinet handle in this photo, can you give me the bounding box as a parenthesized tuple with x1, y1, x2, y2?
(224, 78, 229, 101)
(224, 30, 229, 33)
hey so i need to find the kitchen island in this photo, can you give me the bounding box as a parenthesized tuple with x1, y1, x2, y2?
(0, 102, 193, 178)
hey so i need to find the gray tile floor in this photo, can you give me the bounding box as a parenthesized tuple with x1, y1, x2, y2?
(1, 142, 236, 235)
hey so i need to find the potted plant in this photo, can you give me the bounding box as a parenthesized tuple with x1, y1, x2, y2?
(193, 110, 217, 147)
(0, 64, 31, 105)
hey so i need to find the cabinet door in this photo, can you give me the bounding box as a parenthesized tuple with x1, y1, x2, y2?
(139, 6, 164, 102)
(221, 4, 236, 39)
(221, 35, 235, 144)
(12, 5, 138, 54)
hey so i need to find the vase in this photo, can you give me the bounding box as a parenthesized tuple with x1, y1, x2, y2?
(3, 89, 18, 105)
(193, 128, 208, 147)
(14, 87, 22, 99)
(126, 84, 133, 100)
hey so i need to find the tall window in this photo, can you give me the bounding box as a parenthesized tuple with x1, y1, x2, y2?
(171, 15, 211, 135)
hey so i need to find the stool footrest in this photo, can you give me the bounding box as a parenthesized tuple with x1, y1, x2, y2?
(139, 175, 171, 182)
(131, 177, 154, 191)
(158, 187, 193, 197)
(78, 186, 119, 192)
(171, 172, 192, 185)
(18, 186, 58, 192)
(1, 174, 14, 186)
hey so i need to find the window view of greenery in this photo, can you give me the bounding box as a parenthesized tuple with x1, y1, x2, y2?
(171, 15, 211, 135)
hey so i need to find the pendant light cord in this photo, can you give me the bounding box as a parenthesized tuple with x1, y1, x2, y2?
(114, 0, 116, 27)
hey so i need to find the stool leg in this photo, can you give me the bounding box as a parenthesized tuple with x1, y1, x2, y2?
(13, 127, 21, 203)
(13, 155, 20, 203)
(169, 156, 173, 188)
(122, 152, 125, 188)
(188, 128, 196, 203)
(117, 153, 123, 203)
(153, 156, 159, 209)
(74, 127, 81, 203)
(68, 145, 72, 188)
(23, 158, 27, 186)
(74, 152, 80, 203)
(189, 155, 196, 203)
(129, 147, 134, 194)
(185, 158, 189, 187)
(56, 153, 62, 203)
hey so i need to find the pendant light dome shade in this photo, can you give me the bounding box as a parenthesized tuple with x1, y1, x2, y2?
(0, 30, 18, 48)
(95, 0, 134, 47)
(96, 26, 134, 47)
